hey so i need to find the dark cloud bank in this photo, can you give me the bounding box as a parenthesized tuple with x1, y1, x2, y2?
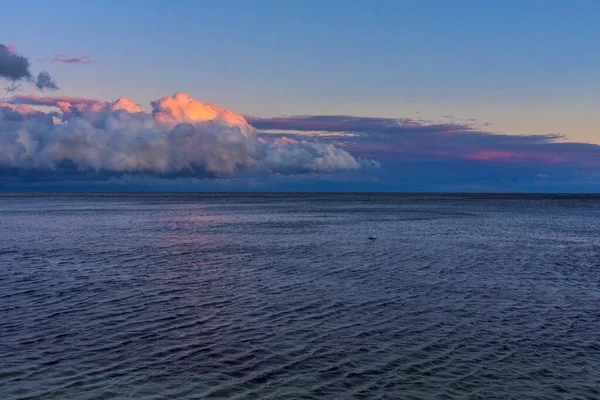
(248, 115, 600, 192)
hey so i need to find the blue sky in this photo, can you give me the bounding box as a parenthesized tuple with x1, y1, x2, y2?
(1, 0, 600, 191)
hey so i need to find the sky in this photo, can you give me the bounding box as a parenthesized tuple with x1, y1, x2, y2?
(1, 0, 600, 192)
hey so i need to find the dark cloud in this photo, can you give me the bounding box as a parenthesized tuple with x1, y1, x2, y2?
(0, 44, 59, 91)
(0, 44, 31, 81)
(35, 71, 59, 91)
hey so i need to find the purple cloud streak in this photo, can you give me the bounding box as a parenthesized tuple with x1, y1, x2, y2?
(52, 54, 96, 65)
(249, 115, 600, 169)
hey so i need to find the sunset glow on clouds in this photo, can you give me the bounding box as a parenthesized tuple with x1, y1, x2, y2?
(0, 92, 374, 183)
(1, 14, 600, 192)
(3, 90, 600, 191)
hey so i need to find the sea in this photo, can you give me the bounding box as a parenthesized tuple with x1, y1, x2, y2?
(1, 193, 599, 399)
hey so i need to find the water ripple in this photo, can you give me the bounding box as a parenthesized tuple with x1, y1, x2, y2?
(1, 193, 600, 399)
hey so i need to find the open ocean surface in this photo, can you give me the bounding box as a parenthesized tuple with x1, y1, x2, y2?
(1, 193, 600, 400)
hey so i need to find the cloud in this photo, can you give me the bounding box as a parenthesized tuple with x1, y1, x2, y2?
(0, 101, 55, 126)
(52, 55, 96, 65)
(0, 44, 31, 82)
(10, 94, 99, 107)
(462, 150, 566, 163)
(259, 129, 357, 138)
(246, 114, 600, 190)
(0, 93, 374, 182)
(4, 96, 600, 191)
(0, 44, 59, 91)
(247, 114, 577, 163)
(248, 115, 470, 135)
(35, 71, 59, 91)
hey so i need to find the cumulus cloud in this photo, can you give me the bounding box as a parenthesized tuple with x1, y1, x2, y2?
(0, 44, 59, 91)
(0, 92, 374, 181)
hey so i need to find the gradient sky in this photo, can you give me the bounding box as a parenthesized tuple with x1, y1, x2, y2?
(1, 0, 600, 191)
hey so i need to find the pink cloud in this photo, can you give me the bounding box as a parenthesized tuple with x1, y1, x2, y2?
(464, 150, 566, 164)
(151, 92, 251, 132)
(0, 101, 38, 115)
(464, 150, 517, 161)
(52, 54, 96, 64)
(7, 44, 16, 53)
(9, 94, 146, 118)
